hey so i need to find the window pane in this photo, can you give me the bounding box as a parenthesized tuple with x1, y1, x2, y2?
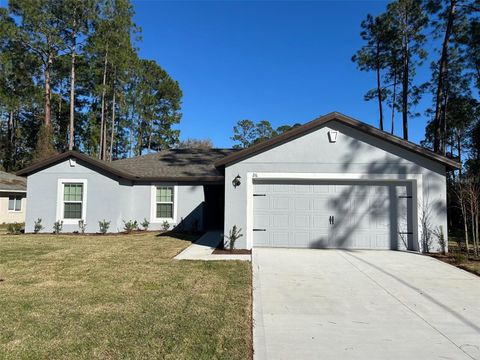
(156, 187, 173, 203)
(8, 197, 14, 211)
(64, 184, 83, 201)
(156, 203, 173, 218)
(14, 197, 21, 211)
(64, 202, 82, 219)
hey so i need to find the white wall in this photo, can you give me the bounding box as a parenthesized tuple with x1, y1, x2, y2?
(224, 120, 448, 252)
(25, 159, 206, 233)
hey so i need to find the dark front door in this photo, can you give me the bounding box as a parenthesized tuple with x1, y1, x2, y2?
(204, 184, 224, 230)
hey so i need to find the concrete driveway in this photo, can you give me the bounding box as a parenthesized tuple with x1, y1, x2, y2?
(253, 249, 480, 360)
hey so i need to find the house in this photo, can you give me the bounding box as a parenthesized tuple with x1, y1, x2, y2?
(0, 171, 27, 224)
(17, 112, 460, 252)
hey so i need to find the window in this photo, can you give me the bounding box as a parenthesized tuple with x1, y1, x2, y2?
(156, 186, 174, 219)
(63, 183, 83, 219)
(8, 196, 22, 211)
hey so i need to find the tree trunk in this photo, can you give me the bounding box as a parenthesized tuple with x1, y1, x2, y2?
(441, 90, 449, 156)
(391, 64, 397, 135)
(402, 13, 409, 141)
(457, 132, 462, 177)
(5, 110, 14, 171)
(462, 201, 470, 255)
(44, 55, 53, 126)
(102, 106, 108, 161)
(137, 119, 143, 156)
(69, 23, 77, 151)
(99, 49, 108, 159)
(376, 42, 384, 131)
(109, 88, 116, 161)
(471, 200, 478, 257)
(433, 0, 456, 154)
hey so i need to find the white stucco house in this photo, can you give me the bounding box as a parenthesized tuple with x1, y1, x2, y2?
(17, 112, 460, 252)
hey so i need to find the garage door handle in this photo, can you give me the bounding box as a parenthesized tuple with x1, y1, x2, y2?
(253, 229, 266, 232)
(332, 215, 335, 225)
(329, 216, 333, 225)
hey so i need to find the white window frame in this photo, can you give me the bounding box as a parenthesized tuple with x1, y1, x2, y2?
(150, 185, 177, 223)
(56, 179, 88, 225)
(7, 195, 22, 212)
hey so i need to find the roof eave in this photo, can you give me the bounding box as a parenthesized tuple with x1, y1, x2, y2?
(214, 112, 462, 171)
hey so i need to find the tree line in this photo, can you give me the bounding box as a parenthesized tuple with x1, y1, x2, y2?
(0, 0, 182, 172)
(352, 0, 479, 176)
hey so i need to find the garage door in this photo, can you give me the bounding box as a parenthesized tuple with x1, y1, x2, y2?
(253, 180, 413, 249)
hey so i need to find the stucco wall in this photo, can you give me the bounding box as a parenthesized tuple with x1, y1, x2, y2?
(224, 120, 448, 252)
(25, 159, 205, 233)
(0, 192, 26, 224)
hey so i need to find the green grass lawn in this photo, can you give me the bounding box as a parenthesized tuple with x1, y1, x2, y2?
(0, 232, 252, 360)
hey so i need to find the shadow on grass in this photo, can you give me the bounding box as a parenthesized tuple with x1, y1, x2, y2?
(156, 231, 203, 243)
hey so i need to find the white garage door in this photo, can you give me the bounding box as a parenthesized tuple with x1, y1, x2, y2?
(253, 180, 413, 249)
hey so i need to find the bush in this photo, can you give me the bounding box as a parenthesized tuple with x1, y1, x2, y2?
(141, 218, 150, 231)
(123, 220, 138, 233)
(53, 220, 63, 235)
(98, 220, 110, 234)
(433, 226, 446, 255)
(7, 222, 24, 235)
(34, 218, 43, 234)
(224, 225, 243, 251)
(78, 220, 87, 234)
(162, 220, 170, 231)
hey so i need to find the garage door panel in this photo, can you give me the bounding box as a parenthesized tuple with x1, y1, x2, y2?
(254, 213, 270, 229)
(312, 214, 330, 229)
(272, 213, 290, 228)
(253, 181, 412, 250)
(294, 214, 310, 228)
(253, 196, 270, 209)
(272, 197, 290, 209)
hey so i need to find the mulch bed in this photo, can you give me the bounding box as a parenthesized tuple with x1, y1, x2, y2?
(212, 249, 252, 255)
(428, 253, 480, 277)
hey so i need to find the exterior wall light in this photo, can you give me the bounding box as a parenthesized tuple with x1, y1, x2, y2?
(328, 130, 338, 143)
(69, 158, 77, 167)
(232, 174, 241, 188)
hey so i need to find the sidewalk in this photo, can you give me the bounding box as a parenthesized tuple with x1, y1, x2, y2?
(174, 230, 251, 261)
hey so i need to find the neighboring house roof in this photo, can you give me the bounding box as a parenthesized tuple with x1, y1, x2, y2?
(214, 112, 461, 170)
(17, 149, 237, 183)
(0, 171, 27, 192)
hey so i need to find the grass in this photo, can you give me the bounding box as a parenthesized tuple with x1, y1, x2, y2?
(0, 232, 252, 360)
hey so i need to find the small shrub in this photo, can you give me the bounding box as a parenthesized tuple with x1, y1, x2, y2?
(433, 226, 446, 255)
(53, 220, 63, 235)
(225, 225, 243, 251)
(98, 219, 110, 234)
(454, 252, 467, 264)
(78, 220, 87, 234)
(141, 218, 150, 231)
(123, 220, 138, 233)
(7, 222, 23, 235)
(34, 218, 44, 234)
(162, 220, 170, 231)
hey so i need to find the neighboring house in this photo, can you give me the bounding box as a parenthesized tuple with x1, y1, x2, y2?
(0, 171, 27, 224)
(17, 112, 460, 252)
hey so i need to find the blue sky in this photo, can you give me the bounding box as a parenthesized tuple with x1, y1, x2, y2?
(133, 0, 439, 148)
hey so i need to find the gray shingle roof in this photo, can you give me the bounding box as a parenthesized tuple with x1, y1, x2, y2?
(0, 171, 27, 191)
(110, 148, 238, 178)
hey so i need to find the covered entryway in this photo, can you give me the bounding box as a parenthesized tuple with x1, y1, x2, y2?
(252, 180, 414, 250)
